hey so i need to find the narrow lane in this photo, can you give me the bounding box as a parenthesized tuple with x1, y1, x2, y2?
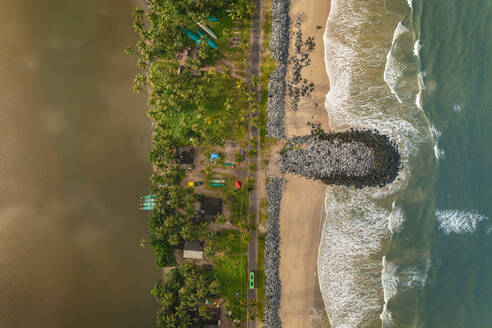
(247, 0, 262, 327)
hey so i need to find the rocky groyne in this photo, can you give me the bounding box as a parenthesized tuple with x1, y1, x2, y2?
(281, 130, 401, 188)
(264, 178, 283, 328)
(266, 0, 290, 139)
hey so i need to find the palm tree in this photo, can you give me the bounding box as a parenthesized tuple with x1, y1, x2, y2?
(132, 83, 142, 94)
(137, 58, 147, 70)
(197, 221, 208, 240)
(180, 223, 195, 241)
(124, 46, 134, 55)
(247, 161, 257, 173)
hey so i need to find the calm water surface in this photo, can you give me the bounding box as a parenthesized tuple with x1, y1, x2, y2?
(0, 1, 158, 327)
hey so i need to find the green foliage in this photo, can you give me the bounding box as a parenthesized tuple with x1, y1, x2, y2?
(247, 161, 257, 173)
(209, 255, 247, 323)
(133, 0, 252, 62)
(124, 46, 135, 55)
(245, 176, 255, 191)
(214, 230, 247, 254)
(152, 262, 219, 327)
(215, 214, 227, 224)
(148, 184, 198, 267)
(147, 61, 249, 144)
(202, 165, 214, 177)
(230, 189, 248, 224)
(131, 1, 256, 324)
(234, 150, 244, 163)
(204, 242, 217, 261)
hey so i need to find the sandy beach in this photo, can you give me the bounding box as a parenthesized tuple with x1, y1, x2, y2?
(277, 0, 332, 327)
(283, 0, 331, 136)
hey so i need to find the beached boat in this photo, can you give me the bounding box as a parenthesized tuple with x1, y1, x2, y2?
(197, 22, 217, 40)
(184, 28, 201, 44)
(195, 30, 218, 49)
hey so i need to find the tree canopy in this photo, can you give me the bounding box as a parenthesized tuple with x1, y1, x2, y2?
(151, 262, 220, 327)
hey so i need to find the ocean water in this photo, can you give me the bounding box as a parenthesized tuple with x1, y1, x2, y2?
(419, 0, 492, 326)
(317, 0, 491, 326)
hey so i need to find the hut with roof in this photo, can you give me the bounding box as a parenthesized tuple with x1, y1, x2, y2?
(183, 241, 204, 260)
(200, 197, 223, 221)
(175, 146, 195, 170)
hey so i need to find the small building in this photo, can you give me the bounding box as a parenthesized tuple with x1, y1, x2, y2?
(183, 241, 204, 260)
(199, 307, 221, 327)
(200, 197, 223, 219)
(176, 146, 195, 171)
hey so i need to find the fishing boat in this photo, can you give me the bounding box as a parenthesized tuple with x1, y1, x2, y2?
(184, 28, 201, 44)
(197, 22, 217, 40)
(195, 30, 218, 49)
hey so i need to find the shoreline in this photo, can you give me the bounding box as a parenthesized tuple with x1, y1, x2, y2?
(275, 0, 331, 326)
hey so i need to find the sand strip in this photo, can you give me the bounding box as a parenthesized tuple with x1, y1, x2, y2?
(277, 0, 331, 327)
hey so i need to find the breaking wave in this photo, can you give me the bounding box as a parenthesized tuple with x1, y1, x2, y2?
(380, 257, 399, 326)
(436, 209, 489, 234)
(318, 189, 396, 327)
(384, 22, 410, 104)
(318, 0, 435, 326)
(413, 40, 421, 56)
(452, 103, 463, 113)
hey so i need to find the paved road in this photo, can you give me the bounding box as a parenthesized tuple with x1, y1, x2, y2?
(247, 0, 262, 327)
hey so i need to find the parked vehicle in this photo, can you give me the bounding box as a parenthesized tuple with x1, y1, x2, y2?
(249, 271, 255, 289)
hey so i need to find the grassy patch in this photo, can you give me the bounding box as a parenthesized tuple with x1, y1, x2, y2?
(210, 254, 248, 323)
(215, 229, 248, 255)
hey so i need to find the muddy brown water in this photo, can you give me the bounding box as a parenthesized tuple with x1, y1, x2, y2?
(0, 1, 159, 327)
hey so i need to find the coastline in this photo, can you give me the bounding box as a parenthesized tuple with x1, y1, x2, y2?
(277, 0, 331, 326)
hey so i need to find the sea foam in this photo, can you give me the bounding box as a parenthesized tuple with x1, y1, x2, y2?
(436, 209, 488, 234)
(319, 0, 433, 326)
(380, 256, 399, 326)
(453, 103, 463, 112)
(413, 40, 421, 56)
(318, 189, 394, 327)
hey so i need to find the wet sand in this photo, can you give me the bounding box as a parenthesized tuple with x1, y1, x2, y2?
(278, 0, 332, 327)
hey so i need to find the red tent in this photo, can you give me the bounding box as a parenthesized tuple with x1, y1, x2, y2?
(234, 181, 242, 190)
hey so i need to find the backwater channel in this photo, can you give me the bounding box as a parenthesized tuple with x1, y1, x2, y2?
(0, 1, 158, 327)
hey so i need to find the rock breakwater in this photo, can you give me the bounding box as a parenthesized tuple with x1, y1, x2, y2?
(281, 130, 401, 188)
(266, 0, 291, 139)
(264, 178, 283, 328)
